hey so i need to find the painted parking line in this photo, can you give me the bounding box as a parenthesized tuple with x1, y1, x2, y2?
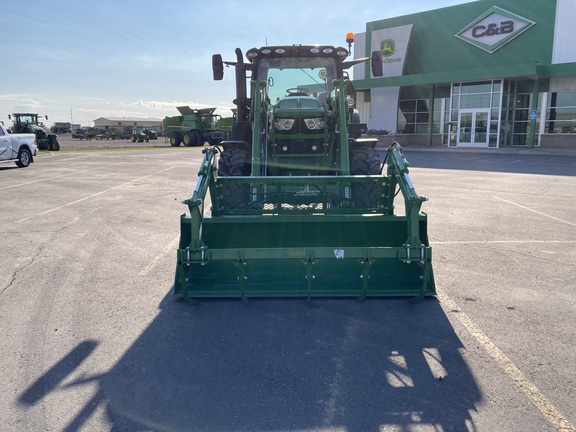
(0, 161, 126, 191)
(432, 240, 576, 245)
(494, 196, 576, 228)
(15, 166, 175, 223)
(437, 288, 576, 432)
(139, 236, 180, 276)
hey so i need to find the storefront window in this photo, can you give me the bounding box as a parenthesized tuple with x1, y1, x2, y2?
(397, 99, 435, 134)
(546, 92, 576, 133)
(499, 79, 542, 146)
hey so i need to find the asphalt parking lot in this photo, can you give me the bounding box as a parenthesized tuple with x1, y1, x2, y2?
(1, 139, 575, 431)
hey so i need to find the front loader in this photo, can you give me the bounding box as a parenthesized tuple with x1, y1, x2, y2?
(174, 35, 434, 303)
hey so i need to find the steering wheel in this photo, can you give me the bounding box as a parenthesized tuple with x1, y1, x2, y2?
(286, 88, 310, 96)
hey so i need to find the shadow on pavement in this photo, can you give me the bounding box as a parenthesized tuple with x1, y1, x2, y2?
(18, 294, 482, 431)
(23, 294, 480, 431)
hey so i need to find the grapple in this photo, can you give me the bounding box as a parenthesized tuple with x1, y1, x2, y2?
(174, 144, 434, 303)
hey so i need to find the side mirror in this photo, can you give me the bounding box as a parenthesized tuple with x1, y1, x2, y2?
(212, 54, 224, 81)
(371, 50, 383, 77)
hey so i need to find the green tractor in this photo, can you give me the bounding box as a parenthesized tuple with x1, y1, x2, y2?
(163, 106, 225, 147)
(130, 129, 150, 143)
(9, 113, 60, 151)
(143, 128, 158, 140)
(174, 35, 434, 303)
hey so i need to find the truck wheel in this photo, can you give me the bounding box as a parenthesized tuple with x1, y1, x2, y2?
(170, 133, 182, 146)
(16, 148, 32, 168)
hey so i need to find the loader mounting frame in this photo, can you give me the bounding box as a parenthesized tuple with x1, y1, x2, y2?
(173, 144, 434, 303)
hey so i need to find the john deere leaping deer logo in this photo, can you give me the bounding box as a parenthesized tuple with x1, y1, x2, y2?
(381, 39, 395, 57)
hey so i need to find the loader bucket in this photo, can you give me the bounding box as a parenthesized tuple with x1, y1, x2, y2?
(173, 146, 435, 303)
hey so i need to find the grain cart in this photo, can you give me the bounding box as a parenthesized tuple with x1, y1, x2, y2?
(163, 106, 225, 147)
(174, 35, 434, 303)
(9, 113, 60, 150)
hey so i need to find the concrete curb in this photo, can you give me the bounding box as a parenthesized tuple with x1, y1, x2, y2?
(375, 143, 576, 157)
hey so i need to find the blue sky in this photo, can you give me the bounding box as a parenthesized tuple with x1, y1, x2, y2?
(1, 0, 472, 127)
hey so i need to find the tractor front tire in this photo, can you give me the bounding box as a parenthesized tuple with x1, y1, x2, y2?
(351, 148, 381, 175)
(218, 148, 250, 210)
(218, 148, 249, 176)
(351, 148, 382, 209)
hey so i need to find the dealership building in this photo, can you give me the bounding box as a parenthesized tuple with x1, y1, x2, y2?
(352, 0, 576, 148)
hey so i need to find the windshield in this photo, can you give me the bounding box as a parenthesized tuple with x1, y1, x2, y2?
(258, 57, 338, 105)
(201, 115, 220, 128)
(18, 115, 37, 124)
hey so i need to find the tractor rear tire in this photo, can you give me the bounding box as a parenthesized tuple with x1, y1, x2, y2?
(50, 136, 60, 151)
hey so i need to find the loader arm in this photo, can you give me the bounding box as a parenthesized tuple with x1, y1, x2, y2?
(174, 144, 434, 304)
(385, 143, 433, 302)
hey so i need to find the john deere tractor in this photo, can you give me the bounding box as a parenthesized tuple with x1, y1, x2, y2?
(174, 34, 434, 303)
(130, 129, 150, 143)
(9, 113, 60, 151)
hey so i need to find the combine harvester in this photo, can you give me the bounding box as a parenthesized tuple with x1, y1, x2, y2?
(174, 34, 434, 303)
(163, 106, 225, 147)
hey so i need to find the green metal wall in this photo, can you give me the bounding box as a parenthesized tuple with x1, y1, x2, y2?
(356, 0, 558, 89)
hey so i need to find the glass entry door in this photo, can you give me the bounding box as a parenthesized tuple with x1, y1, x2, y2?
(458, 110, 489, 147)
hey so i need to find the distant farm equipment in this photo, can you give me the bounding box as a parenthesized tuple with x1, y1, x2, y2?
(8, 113, 60, 151)
(163, 106, 225, 147)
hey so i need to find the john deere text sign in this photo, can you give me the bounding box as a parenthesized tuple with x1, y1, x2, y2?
(456, 6, 535, 53)
(371, 24, 413, 78)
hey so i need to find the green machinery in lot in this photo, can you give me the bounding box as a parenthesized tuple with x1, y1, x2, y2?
(174, 36, 434, 303)
(130, 129, 150, 143)
(163, 106, 225, 147)
(8, 113, 60, 151)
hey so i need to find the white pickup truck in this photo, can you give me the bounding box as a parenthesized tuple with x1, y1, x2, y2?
(0, 123, 38, 168)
